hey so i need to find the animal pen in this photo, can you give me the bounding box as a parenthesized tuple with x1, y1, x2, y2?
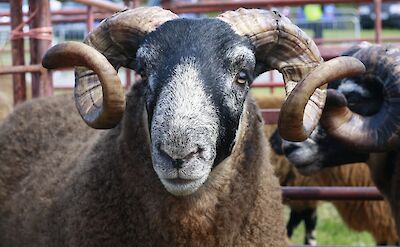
(1, 0, 399, 246)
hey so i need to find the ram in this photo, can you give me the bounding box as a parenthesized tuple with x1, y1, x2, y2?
(278, 42, 400, 239)
(262, 93, 397, 245)
(0, 7, 363, 246)
(271, 130, 398, 245)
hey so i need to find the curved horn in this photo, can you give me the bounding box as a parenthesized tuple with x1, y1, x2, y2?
(43, 7, 178, 129)
(321, 44, 400, 151)
(278, 57, 365, 141)
(218, 8, 365, 141)
(43, 42, 124, 128)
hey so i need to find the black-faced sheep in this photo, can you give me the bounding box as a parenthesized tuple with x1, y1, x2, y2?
(278, 42, 400, 239)
(0, 7, 364, 246)
(271, 130, 398, 245)
(259, 93, 398, 245)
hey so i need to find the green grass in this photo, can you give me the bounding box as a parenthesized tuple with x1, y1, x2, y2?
(251, 87, 285, 97)
(302, 28, 400, 40)
(286, 203, 376, 246)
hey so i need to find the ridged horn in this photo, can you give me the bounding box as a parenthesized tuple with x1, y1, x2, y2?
(321, 44, 400, 151)
(43, 7, 178, 129)
(43, 42, 124, 128)
(218, 8, 365, 141)
(279, 56, 365, 141)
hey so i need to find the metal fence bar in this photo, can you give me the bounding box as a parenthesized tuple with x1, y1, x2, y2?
(0, 64, 43, 75)
(289, 245, 395, 247)
(72, 0, 125, 12)
(261, 109, 280, 124)
(253, 82, 284, 87)
(282, 186, 384, 201)
(0, 9, 112, 17)
(162, 0, 397, 14)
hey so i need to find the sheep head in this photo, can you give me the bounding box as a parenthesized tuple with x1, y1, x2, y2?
(43, 7, 364, 196)
(272, 127, 369, 175)
(321, 43, 400, 152)
(276, 43, 400, 174)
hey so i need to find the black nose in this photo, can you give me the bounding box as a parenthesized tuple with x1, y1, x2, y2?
(173, 159, 184, 169)
(159, 144, 202, 169)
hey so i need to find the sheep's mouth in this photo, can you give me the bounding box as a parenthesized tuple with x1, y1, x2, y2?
(160, 174, 209, 196)
(167, 178, 196, 185)
(284, 149, 321, 175)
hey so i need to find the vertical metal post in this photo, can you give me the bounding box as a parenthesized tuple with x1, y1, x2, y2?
(133, 0, 140, 8)
(10, 0, 27, 104)
(269, 71, 275, 94)
(374, 0, 382, 44)
(29, 0, 53, 98)
(87, 5, 94, 33)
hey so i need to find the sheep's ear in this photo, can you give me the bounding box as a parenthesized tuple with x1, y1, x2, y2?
(218, 8, 365, 142)
(43, 7, 178, 129)
(269, 130, 284, 155)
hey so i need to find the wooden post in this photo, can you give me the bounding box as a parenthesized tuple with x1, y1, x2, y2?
(10, 0, 26, 104)
(28, 0, 53, 98)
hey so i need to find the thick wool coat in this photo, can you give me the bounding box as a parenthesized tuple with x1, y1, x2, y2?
(0, 88, 286, 246)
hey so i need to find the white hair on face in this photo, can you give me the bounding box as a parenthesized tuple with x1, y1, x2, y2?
(168, 57, 219, 136)
(386, 47, 400, 64)
(337, 79, 371, 97)
(151, 57, 220, 196)
(386, 47, 400, 55)
(282, 127, 321, 167)
(284, 141, 319, 167)
(222, 46, 254, 114)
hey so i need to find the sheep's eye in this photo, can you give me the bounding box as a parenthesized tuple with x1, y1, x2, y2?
(235, 71, 248, 85)
(138, 70, 148, 81)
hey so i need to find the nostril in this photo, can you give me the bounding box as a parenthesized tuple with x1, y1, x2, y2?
(173, 159, 184, 169)
(158, 144, 203, 169)
(158, 148, 182, 169)
(183, 147, 202, 160)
